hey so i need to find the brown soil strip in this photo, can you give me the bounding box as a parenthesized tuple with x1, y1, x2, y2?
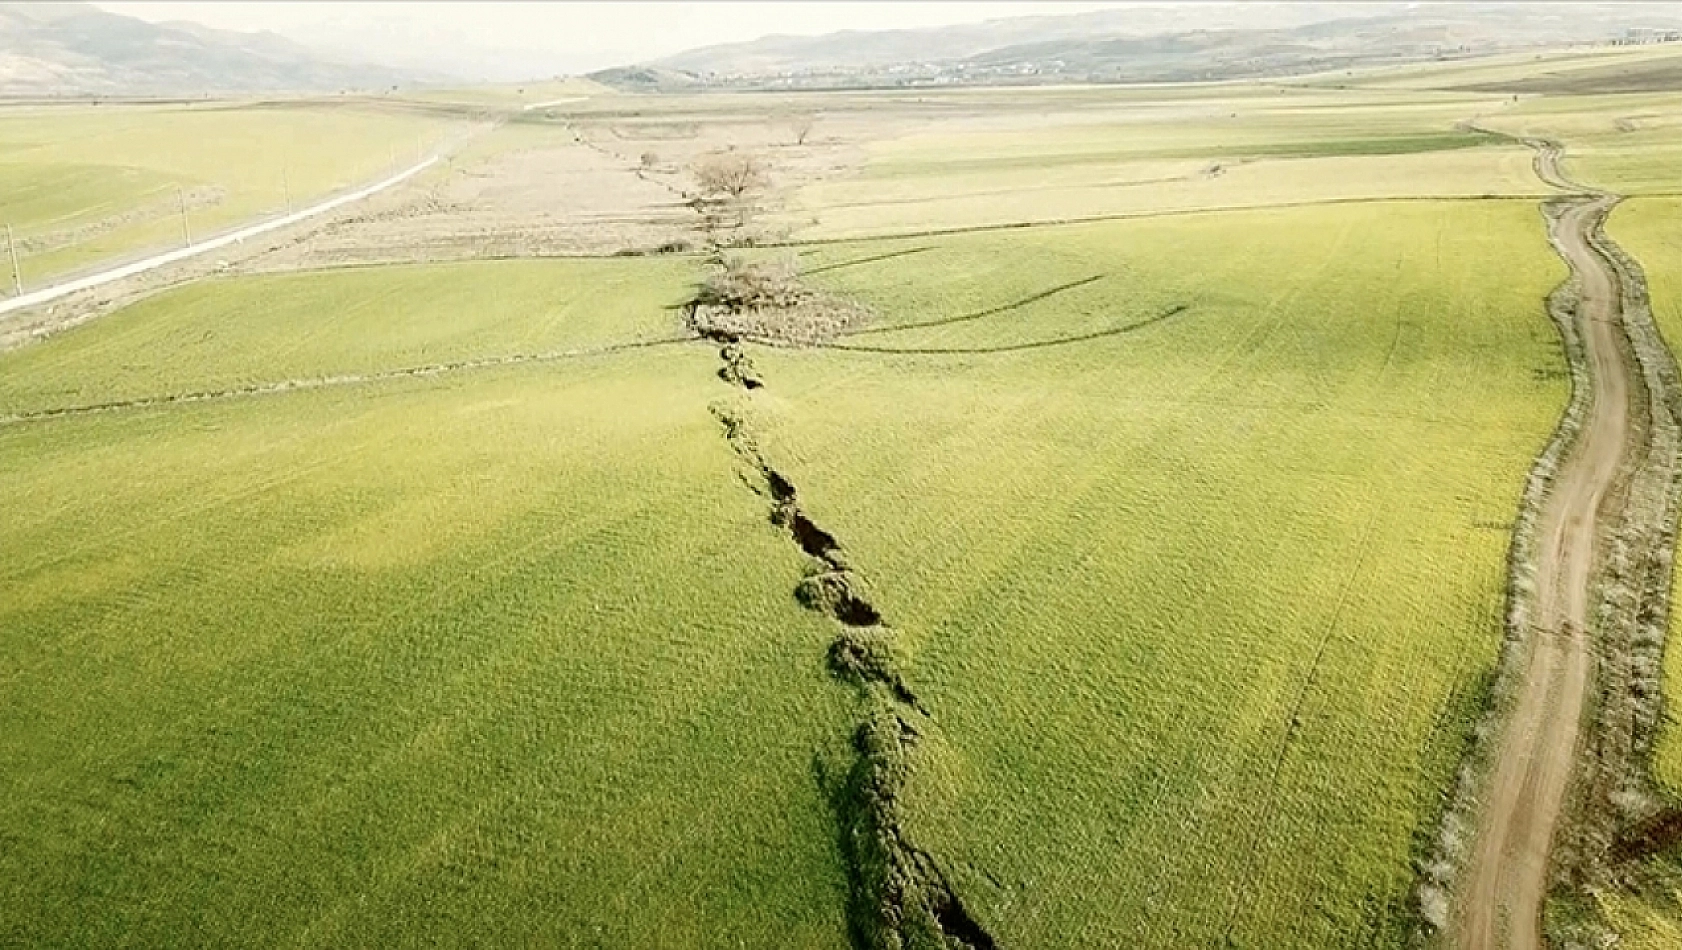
(1449, 138, 1662, 950)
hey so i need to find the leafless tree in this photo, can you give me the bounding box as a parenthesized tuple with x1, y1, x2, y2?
(692, 150, 771, 230)
(790, 113, 816, 145)
(692, 150, 770, 201)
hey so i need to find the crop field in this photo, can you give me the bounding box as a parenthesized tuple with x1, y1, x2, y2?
(783, 89, 1546, 238)
(17, 37, 1682, 949)
(1473, 90, 1682, 194)
(0, 261, 863, 947)
(0, 100, 460, 288)
(0, 183, 1569, 945)
(1357, 44, 1682, 94)
(0, 256, 694, 415)
(401, 77, 607, 107)
(748, 199, 1565, 947)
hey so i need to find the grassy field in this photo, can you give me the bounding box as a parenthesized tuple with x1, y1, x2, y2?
(749, 199, 1565, 947)
(1471, 89, 1682, 194)
(0, 256, 694, 415)
(0, 100, 460, 288)
(0, 258, 868, 947)
(783, 88, 1544, 239)
(1352, 44, 1682, 94)
(5, 54, 1661, 947)
(3, 192, 1567, 946)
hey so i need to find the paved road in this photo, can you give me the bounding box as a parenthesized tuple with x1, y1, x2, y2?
(0, 156, 439, 319)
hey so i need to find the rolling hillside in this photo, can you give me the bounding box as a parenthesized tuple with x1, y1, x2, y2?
(0, 2, 421, 96)
(597, 2, 1682, 89)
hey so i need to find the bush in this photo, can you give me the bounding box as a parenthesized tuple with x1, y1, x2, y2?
(696, 255, 808, 311)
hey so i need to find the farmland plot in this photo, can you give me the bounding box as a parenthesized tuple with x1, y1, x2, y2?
(0, 70, 1615, 950)
(732, 199, 1565, 947)
(0, 288, 859, 945)
(783, 92, 1544, 239)
(0, 100, 459, 287)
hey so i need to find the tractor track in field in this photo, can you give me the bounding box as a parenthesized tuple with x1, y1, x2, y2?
(1442, 134, 1682, 950)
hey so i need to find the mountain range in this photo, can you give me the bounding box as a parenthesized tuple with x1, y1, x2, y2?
(0, 2, 421, 97)
(595, 2, 1682, 89)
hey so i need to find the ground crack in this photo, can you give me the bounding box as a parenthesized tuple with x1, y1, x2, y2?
(711, 401, 997, 950)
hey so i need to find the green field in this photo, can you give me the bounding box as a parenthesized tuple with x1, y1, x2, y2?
(0, 186, 1568, 945)
(758, 200, 1565, 946)
(26, 36, 1682, 947)
(0, 100, 459, 288)
(0, 257, 693, 416)
(0, 262, 860, 947)
(785, 88, 1546, 239)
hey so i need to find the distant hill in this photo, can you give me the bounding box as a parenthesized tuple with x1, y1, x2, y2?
(0, 2, 425, 97)
(594, 2, 1682, 90)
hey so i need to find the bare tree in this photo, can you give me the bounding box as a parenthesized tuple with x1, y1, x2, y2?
(790, 113, 816, 146)
(640, 150, 660, 169)
(691, 150, 771, 231)
(692, 150, 770, 201)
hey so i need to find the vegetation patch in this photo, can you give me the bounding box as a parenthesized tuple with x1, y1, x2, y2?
(691, 253, 872, 347)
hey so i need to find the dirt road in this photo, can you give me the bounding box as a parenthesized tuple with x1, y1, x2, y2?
(1456, 143, 1635, 949)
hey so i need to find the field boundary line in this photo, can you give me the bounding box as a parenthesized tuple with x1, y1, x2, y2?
(771, 194, 1554, 247)
(0, 336, 695, 426)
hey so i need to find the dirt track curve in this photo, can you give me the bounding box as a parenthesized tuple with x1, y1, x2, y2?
(1456, 142, 1636, 950)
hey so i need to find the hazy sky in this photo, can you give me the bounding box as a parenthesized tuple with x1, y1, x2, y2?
(96, 2, 1130, 79)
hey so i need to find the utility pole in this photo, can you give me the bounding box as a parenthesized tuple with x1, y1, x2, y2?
(177, 186, 192, 246)
(282, 167, 291, 214)
(5, 224, 20, 296)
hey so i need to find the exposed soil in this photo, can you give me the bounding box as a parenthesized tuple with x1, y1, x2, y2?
(248, 137, 695, 269)
(247, 107, 882, 269)
(711, 395, 996, 950)
(1454, 141, 1654, 950)
(1456, 59, 1682, 96)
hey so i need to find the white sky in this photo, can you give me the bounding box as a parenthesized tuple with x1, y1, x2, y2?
(95, 2, 1131, 79)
